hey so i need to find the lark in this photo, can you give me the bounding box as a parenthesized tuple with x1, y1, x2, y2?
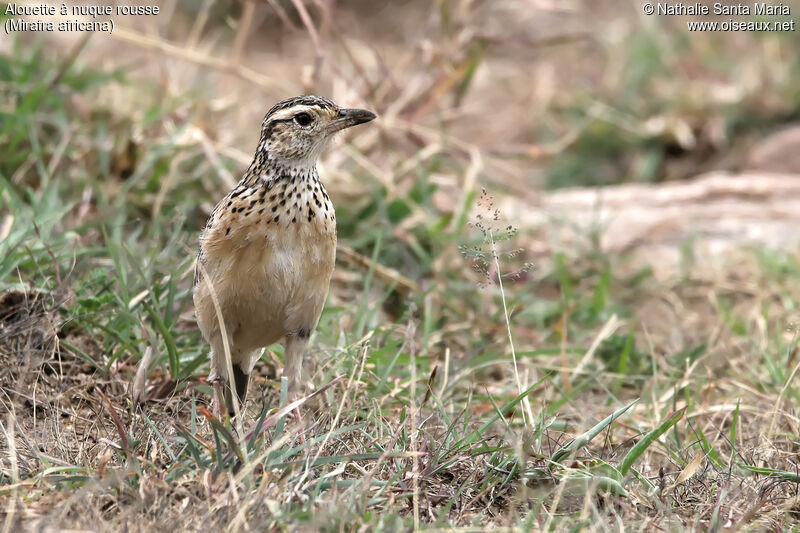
(193, 95, 376, 415)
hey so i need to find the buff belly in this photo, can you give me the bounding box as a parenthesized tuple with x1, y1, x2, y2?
(194, 220, 336, 370)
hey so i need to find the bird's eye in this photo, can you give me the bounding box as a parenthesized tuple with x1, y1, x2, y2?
(294, 112, 313, 126)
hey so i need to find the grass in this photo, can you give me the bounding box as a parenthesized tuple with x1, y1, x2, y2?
(3, 2, 800, 531)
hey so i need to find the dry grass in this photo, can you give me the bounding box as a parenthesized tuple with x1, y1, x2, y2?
(2, 1, 800, 531)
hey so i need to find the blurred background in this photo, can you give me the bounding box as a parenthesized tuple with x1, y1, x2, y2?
(6, 0, 800, 266)
(3, 1, 800, 530)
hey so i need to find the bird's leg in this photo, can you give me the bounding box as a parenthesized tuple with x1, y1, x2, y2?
(222, 365, 250, 417)
(284, 330, 310, 398)
(210, 335, 245, 417)
(211, 376, 224, 419)
(285, 331, 310, 442)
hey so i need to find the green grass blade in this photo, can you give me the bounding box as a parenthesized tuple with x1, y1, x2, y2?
(143, 300, 180, 378)
(552, 399, 638, 464)
(618, 406, 685, 477)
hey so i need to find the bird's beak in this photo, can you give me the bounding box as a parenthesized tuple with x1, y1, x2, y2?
(327, 108, 376, 134)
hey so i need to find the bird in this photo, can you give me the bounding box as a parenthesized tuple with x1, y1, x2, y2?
(193, 95, 376, 415)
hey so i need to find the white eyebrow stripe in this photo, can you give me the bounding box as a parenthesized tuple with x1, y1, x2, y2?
(269, 105, 322, 122)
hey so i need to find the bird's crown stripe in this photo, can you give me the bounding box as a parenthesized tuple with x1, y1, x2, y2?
(266, 95, 335, 118)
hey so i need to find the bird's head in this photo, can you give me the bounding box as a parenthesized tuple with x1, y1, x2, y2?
(257, 95, 376, 166)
